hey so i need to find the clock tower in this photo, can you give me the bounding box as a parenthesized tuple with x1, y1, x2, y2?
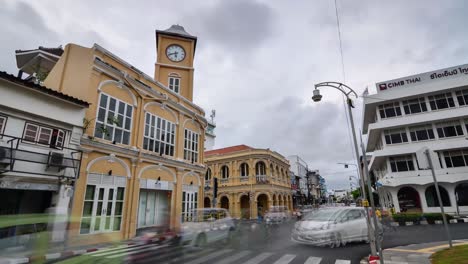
(155, 25, 197, 102)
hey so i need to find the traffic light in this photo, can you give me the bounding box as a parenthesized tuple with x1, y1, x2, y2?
(213, 178, 218, 198)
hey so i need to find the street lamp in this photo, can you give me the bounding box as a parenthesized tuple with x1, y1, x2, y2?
(312, 81, 382, 260)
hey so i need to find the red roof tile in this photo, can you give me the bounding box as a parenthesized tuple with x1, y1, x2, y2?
(205, 145, 253, 156)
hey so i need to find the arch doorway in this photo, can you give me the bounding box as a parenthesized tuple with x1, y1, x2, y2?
(220, 196, 229, 210)
(204, 197, 211, 208)
(456, 183, 468, 206)
(240, 195, 250, 219)
(257, 194, 269, 217)
(425, 185, 451, 207)
(398, 186, 421, 212)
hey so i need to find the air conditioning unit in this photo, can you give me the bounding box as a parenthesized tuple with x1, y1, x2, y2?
(48, 152, 65, 170)
(0, 146, 12, 167)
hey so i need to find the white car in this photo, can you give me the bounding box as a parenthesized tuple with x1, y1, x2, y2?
(180, 208, 237, 247)
(291, 207, 382, 248)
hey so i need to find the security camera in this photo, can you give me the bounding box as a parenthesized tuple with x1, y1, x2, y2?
(312, 89, 322, 102)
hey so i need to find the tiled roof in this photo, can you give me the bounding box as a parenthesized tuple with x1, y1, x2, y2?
(205, 145, 253, 156)
(16, 46, 64, 57)
(156, 24, 198, 52)
(0, 71, 89, 107)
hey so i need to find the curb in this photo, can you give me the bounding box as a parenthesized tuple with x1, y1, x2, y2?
(0, 232, 178, 264)
(389, 218, 468, 226)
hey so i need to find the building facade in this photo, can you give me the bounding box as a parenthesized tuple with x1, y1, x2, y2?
(363, 63, 468, 214)
(0, 70, 89, 242)
(31, 25, 207, 245)
(204, 145, 292, 219)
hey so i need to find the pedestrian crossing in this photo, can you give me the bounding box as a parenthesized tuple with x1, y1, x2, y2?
(78, 243, 353, 264)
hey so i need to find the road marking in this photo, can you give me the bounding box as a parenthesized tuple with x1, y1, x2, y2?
(107, 244, 168, 258)
(273, 254, 296, 264)
(212, 250, 251, 264)
(85, 244, 130, 255)
(334, 260, 350, 264)
(243, 252, 274, 264)
(304, 256, 322, 264)
(184, 249, 234, 264)
(159, 248, 216, 264)
(90, 244, 155, 257)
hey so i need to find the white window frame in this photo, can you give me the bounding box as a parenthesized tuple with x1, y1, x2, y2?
(221, 165, 229, 178)
(409, 125, 435, 142)
(143, 113, 175, 156)
(168, 76, 180, 94)
(256, 162, 266, 176)
(436, 121, 464, 138)
(184, 129, 199, 163)
(22, 122, 65, 148)
(389, 155, 415, 172)
(384, 128, 408, 145)
(456, 89, 468, 106)
(80, 184, 125, 234)
(181, 191, 198, 222)
(0, 115, 6, 136)
(378, 102, 402, 119)
(402, 97, 427, 115)
(95, 93, 133, 145)
(240, 163, 249, 177)
(442, 149, 468, 168)
(205, 168, 212, 181)
(428, 93, 455, 110)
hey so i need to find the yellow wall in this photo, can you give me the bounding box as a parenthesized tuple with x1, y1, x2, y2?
(204, 149, 293, 219)
(46, 30, 207, 246)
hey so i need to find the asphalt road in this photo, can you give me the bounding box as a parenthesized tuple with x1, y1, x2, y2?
(55, 220, 468, 264)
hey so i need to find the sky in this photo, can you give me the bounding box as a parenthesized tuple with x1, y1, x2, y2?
(1, 0, 468, 190)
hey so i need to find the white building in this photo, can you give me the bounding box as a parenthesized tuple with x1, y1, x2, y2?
(363, 63, 468, 214)
(0, 70, 88, 241)
(333, 189, 349, 201)
(204, 110, 216, 151)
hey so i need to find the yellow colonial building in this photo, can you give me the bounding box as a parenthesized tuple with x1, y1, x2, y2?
(204, 145, 293, 219)
(41, 25, 207, 245)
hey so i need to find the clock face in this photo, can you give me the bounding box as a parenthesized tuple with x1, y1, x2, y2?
(166, 44, 186, 62)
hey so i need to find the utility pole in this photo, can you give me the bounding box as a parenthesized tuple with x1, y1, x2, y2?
(424, 149, 452, 248)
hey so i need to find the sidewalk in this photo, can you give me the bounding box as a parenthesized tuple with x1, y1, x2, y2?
(370, 239, 468, 264)
(0, 231, 177, 264)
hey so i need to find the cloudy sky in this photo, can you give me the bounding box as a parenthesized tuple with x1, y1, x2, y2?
(2, 0, 468, 190)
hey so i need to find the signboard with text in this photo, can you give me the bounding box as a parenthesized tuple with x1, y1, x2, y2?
(376, 63, 468, 93)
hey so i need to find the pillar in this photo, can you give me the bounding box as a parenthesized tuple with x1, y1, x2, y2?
(390, 188, 400, 213)
(173, 168, 185, 231)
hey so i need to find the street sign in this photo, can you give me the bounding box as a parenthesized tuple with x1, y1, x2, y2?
(416, 147, 429, 169)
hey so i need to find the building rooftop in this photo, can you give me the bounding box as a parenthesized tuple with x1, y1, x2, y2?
(205, 144, 253, 156)
(156, 24, 198, 52)
(15, 46, 64, 57)
(0, 71, 89, 107)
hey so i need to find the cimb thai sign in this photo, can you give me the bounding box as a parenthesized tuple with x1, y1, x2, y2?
(376, 63, 468, 92)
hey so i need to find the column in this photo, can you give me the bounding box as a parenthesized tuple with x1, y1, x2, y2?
(173, 168, 185, 231)
(390, 188, 400, 213)
(445, 184, 458, 214)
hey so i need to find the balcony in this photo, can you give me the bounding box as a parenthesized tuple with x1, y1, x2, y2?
(0, 134, 83, 179)
(256, 175, 269, 184)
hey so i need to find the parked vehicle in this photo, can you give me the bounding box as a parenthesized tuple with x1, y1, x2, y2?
(291, 207, 382, 248)
(179, 208, 237, 247)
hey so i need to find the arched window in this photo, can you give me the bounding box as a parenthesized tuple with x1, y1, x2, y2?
(240, 163, 249, 177)
(256, 161, 266, 175)
(168, 73, 181, 94)
(221, 165, 229, 179)
(425, 185, 451, 207)
(275, 166, 279, 178)
(270, 164, 274, 177)
(456, 183, 468, 206)
(205, 168, 212, 181)
(280, 168, 284, 180)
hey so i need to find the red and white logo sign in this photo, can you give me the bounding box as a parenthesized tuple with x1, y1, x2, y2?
(379, 83, 387, 91)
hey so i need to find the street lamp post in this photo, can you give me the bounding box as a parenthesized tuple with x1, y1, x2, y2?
(312, 82, 381, 261)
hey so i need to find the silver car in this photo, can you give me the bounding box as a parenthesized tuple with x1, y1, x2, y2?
(291, 207, 380, 248)
(180, 208, 236, 247)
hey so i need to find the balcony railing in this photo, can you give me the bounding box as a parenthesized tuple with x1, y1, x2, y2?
(240, 176, 249, 182)
(256, 175, 269, 184)
(0, 134, 83, 179)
